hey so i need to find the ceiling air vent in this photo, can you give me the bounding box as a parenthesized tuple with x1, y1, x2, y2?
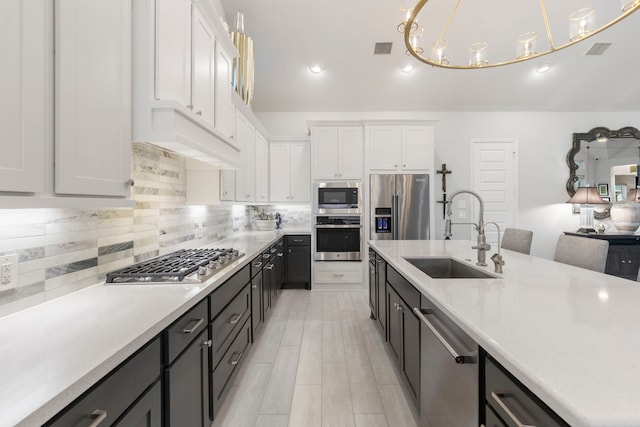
(374, 42, 393, 55)
(585, 42, 612, 55)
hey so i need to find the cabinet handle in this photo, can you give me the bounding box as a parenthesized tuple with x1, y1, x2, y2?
(413, 307, 472, 364)
(403, 164, 406, 167)
(263, 254, 271, 259)
(201, 339, 213, 348)
(186, 104, 193, 110)
(395, 302, 403, 312)
(271, 248, 277, 253)
(88, 409, 107, 427)
(182, 318, 204, 334)
(229, 350, 244, 366)
(253, 262, 263, 268)
(265, 264, 274, 270)
(277, 253, 284, 257)
(195, 111, 202, 116)
(333, 273, 344, 278)
(491, 392, 536, 427)
(229, 312, 243, 325)
(125, 179, 135, 187)
(252, 284, 258, 289)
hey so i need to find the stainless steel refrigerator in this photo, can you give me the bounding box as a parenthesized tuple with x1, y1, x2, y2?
(370, 174, 430, 240)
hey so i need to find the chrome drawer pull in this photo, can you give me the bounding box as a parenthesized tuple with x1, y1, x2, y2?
(413, 307, 472, 364)
(265, 264, 274, 270)
(229, 312, 243, 325)
(182, 318, 204, 334)
(491, 392, 537, 427)
(277, 253, 284, 257)
(88, 409, 107, 427)
(229, 350, 243, 366)
(253, 262, 262, 268)
(201, 339, 213, 348)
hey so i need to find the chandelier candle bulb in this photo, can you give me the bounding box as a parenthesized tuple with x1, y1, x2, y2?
(431, 40, 448, 64)
(622, 0, 640, 12)
(516, 32, 537, 58)
(469, 41, 488, 66)
(569, 7, 595, 41)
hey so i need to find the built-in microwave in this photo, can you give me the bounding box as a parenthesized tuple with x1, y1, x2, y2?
(314, 181, 362, 214)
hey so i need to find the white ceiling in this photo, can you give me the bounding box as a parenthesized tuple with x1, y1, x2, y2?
(219, 0, 640, 113)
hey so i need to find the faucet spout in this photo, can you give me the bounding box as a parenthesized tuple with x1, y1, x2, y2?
(444, 190, 489, 266)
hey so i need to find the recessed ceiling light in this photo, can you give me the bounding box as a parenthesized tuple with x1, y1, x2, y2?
(401, 63, 414, 73)
(309, 62, 323, 73)
(536, 62, 551, 73)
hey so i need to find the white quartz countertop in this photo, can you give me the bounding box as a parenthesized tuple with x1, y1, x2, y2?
(370, 239, 640, 427)
(0, 229, 310, 427)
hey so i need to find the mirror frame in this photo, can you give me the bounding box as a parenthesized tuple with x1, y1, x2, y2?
(566, 126, 640, 197)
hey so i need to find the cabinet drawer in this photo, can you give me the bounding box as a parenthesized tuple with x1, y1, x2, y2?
(485, 404, 507, 427)
(251, 254, 264, 278)
(211, 283, 251, 369)
(164, 299, 208, 364)
(46, 337, 161, 427)
(286, 234, 310, 246)
(314, 262, 362, 283)
(485, 356, 568, 427)
(211, 318, 252, 416)
(387, 265, 420, 309)
(210, 264, 251, 319)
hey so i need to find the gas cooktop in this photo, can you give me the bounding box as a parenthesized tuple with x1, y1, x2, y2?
(105, 248, 245, 284)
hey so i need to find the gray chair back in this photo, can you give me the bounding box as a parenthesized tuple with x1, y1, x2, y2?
(553, 235, 609, 273)
(501, 228, 533, 255)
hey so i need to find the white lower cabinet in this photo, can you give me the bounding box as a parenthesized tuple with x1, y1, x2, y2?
(55, 0, 132, 197)
(269, 140, 311, 203)
(313, 262, 364, 287)
(0, 0, 49, 193)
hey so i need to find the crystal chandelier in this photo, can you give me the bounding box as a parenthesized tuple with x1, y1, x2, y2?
(400, 0, 640, 69)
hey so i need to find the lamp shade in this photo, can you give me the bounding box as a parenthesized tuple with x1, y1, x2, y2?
(567, 187, 608, 204)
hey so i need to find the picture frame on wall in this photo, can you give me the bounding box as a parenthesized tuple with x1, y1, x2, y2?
(598, 183, 609, 196)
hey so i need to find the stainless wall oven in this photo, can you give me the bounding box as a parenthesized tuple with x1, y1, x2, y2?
(314, 216, 362, 261)
(314, 181, 362, 214)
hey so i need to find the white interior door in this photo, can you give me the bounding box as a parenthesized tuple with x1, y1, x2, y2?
(472, 140, 518, 247)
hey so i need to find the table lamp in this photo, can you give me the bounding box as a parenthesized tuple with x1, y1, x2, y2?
(567, 186, 608, 233)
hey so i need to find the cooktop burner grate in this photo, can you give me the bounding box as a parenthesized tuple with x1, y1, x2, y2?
(106, 248, 234, 283)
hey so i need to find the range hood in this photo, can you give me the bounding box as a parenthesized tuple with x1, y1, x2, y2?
(133, 100, 241, 169)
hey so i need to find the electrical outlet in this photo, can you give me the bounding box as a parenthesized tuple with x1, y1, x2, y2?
(0, 254, 18, 288)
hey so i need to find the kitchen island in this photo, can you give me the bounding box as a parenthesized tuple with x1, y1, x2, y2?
(370, 239, 640, 427)
(0, 229, 309, 427)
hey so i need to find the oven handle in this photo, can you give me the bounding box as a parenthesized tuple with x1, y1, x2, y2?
(314, 224, 362, 229)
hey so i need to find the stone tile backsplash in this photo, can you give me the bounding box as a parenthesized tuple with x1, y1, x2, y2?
(0, 142, 311, 315)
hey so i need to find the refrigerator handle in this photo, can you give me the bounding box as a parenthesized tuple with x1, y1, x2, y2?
(392, 194, 398, 240)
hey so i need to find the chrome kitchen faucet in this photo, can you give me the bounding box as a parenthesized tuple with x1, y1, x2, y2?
(444, 190, 490, 266)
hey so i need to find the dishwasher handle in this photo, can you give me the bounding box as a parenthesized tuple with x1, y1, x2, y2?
(413, 307, 474, 364)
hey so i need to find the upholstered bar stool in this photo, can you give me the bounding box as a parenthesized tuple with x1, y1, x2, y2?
(501, 228, 533, 255)
(553, 235, 609, 273)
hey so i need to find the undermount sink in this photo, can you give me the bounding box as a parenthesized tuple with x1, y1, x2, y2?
(404, 257, 497, 279)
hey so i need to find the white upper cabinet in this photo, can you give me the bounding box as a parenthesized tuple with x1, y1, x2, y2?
(255, 131, 269, 202)
(55, 0, 132, 196)
(234, 110, 256, 202)
(132, 0, 241, 168)
(311, 125, 364, 180)
(190, 4, 215, 127)
(219, 169, 235, 201)
(269, 140, 311, 203)
(0, 0, 49, 193)
(368, 125, 434, 172)
(155, 0, 191, 107)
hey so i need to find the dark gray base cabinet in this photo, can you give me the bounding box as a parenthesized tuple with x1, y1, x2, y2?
(284, 235, 311, 289)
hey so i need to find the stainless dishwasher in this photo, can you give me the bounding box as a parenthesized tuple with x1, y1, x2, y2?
(413, 294, 478, 427)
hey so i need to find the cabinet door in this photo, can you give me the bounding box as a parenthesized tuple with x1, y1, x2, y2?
(255, 131, 269, 202)
(55, 0, 132, 196)
(219, 169, 235, 201)
(337, 127, 364, 179)
(215, 45, 234, 138)
(286, 245, 310, 286)
(369, 126, 398, 171)
(269, 143, 291, 202)
(251, 274, 263, 339)
(376, 258, 386, 334)
(369, 260, 377, 316)
(312, 127, 339, 179)
(165, 329, 210, 427)
(387, 285, 402, 364)
(289, 142, 311, 202)
(402, 304, 420, 403)
(0, 0, 48, 193)
(155, 0, 191, 107)
(115, 381, 161, 427)
(191, 4, 215, 127)
(234, 110, 255, 201)
(400, 126, 433, 171)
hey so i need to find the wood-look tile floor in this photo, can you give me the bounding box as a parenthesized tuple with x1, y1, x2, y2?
(212, 289, 420, 427)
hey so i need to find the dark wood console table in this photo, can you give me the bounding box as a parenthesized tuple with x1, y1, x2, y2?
(564, 232, 640, 281)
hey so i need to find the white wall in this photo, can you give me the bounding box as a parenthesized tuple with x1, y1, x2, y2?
(257, 111, 640, 259)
